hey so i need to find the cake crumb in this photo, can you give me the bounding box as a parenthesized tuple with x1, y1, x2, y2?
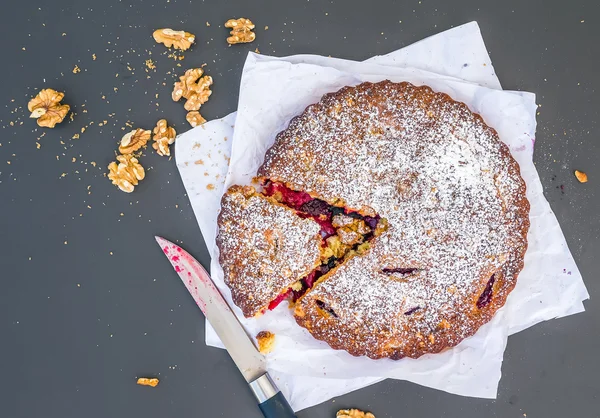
(137, 378, 159, 387)
(206, 183, 215, 190)
(256, 331, 276, 354)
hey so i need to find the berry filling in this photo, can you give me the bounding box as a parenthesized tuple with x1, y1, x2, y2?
(289, 257, 339, 302)
(404, 306, 421, 315)
(268, 288, 292, 310)
(383, 267, 420, 275)
(262, 181, 312, 209)
(315, 300, 338, 318)
(299, 199, 332, 217)
(261, 180, 385, 311)
(476, 274, 496, 309)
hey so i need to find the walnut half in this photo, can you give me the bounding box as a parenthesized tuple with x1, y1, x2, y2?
(28, 89, 70, 128)
(108, 154, 145, 193)
(337, 409, 375, 418)
(153, 28, 195, 51)
(186, 111, 206, 128)
(119, 128, 151, 154)
(152, 119, 176, 157)
(225, 18, 256, 44)
(172, 68, 213, 111)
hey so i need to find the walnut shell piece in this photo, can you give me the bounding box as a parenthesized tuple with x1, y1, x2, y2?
(172, 68, 213, 111)
(118, 128, 151, 154)
(186, 111, 206, 128)
(152, 119, 176, 157)
(574, 170, 588, 183)
(225, 18, 256, 44)
(337, 409, 375, 418)
(152, 28, 195, 51)
(107, 154, 145, 193)
(28, 89, 70, 128)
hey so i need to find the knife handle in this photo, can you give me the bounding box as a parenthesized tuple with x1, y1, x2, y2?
(250, 373, 297, 418)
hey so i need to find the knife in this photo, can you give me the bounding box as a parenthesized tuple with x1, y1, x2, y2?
(155, 236, 297, 418)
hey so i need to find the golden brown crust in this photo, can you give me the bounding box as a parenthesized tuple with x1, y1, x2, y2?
(259, 81, 530, 359)
(216, 185, 323, 317)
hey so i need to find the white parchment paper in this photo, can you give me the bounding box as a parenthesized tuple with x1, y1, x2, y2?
(174, 22, 589, 411)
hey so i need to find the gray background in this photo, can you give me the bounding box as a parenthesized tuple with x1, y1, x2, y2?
(0, 0, 597, 417)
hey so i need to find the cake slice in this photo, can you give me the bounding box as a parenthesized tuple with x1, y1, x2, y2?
(217, 183, 385, 317)
(216, 185, 324, 317)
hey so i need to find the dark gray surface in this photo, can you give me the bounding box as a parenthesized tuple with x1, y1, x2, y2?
(0, 0, 598, 417)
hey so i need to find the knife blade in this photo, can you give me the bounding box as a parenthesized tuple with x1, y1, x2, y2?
(156, 236, 296, 418)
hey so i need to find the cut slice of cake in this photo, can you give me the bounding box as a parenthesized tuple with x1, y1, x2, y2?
(217, 183, 385, 317)
(216, 185, 324, 317)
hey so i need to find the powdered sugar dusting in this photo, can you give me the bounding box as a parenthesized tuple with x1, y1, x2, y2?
(258, 81, 529, 359)
(216, 186, 324, 317)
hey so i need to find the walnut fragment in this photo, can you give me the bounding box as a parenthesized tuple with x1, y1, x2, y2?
(574, 170, 588, 183)
(119, 128, 151, 154)
(172, 68, 213, 111)
(225, 18, 256, 44)
(108, 154, 145, 193)
(153, 28, 195, 51)
(136, 378, 159, 387)
(28, 89, 70, 128)
(186, 111, 206, 128)
(337, 409, 375, 418)
(152, 119, 176, 156)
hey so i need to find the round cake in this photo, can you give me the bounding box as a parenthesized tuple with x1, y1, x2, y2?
(217, 81, 530, 359)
